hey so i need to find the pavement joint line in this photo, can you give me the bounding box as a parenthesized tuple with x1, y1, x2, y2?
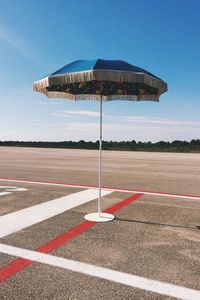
(0, 243, 200, 300)
(0, 188, 112, 238)
(0, 178, 200, 200)
(138, 200, 200, 210)
(0, 193, 143, 282)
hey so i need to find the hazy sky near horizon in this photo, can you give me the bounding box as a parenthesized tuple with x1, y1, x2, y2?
(0, 0, 200, 142)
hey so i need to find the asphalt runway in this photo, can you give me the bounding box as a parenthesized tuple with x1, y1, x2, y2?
(0, 147, 200, 299)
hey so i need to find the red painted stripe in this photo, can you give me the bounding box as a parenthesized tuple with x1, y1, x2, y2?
(0, 177, 200, 199)
(36, 220, 94, 254)
(105, 193, 142, 214)
(0, 193, 143, 282)
(0, 258, 31, 282)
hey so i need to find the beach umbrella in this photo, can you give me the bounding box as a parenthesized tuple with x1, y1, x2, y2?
(33, 59, 167, 222)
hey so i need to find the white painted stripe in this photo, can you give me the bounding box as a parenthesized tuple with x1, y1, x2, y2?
(1, 243, 200, 300)
(0, 186, 27, 194)
(0, 188, 112, 238)
(0, 186, 17, 197)
(0, 192, 12, 197)
(13, 188, 27, 192)
(0, 186, 19, 189)
(0, 178, 200, 200)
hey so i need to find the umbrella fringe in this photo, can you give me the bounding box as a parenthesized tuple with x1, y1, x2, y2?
(41, 91, 159, 102)
(33, 70, 167, 95)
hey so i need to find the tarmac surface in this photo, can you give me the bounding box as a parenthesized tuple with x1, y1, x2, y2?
(0, 147, 200, 299)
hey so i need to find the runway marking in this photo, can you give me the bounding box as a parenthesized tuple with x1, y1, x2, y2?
(0, 193, 143, 281)
(0, 192, 12, 197)
(0, 188, 112, 238)
(0, 186, 27, 192)
(1, 243, 200, 300)
(0, 178, 200, 200)
(0, 186, 27, 197)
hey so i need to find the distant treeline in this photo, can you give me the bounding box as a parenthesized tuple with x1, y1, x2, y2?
(0, 139, 200, 152)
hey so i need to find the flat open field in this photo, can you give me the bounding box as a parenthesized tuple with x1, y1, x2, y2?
(0, 147, 200, 299)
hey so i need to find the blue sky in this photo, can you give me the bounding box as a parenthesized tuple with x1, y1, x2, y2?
(0, 0, 200, 142)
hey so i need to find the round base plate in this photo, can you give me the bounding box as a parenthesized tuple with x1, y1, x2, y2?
(84, 212, 115, 222)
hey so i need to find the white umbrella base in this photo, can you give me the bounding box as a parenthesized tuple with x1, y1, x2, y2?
(84, 212, 115, 222)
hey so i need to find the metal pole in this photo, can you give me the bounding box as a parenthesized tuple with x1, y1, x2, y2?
(98, 92, 103, 217)
(84, 83, 114, 222)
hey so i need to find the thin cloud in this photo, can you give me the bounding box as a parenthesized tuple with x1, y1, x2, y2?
(120, 116, 200, 127)
(37, 101, 49, 105)
(52, 110, 102, 118)
(51, 109, 200, 128)
(0, 23, 37, 64)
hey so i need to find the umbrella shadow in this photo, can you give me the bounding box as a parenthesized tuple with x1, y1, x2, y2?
(115, 217, 200, 231)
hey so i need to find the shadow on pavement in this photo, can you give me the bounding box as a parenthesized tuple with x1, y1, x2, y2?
(115, 217, 200, 231)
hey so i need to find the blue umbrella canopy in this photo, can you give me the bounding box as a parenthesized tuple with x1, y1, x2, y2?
(33, 59, 167, 101)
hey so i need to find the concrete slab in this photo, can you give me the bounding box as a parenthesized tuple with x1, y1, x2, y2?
(0, 147, 199, 194)
(1, 147, 200, 299)
(0, 192, 130, 250)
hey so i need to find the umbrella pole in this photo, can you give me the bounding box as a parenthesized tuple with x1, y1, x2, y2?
(84, 87, 114, 222)
(98, 93, 103, 217)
